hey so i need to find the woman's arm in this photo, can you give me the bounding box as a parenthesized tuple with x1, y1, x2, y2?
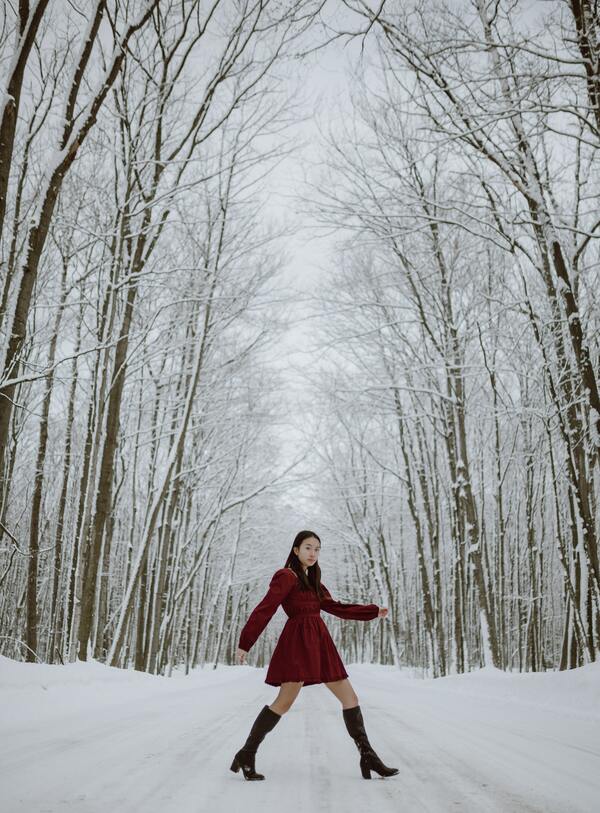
(238, 568, 296, 653)
(319, 582, 379, 621)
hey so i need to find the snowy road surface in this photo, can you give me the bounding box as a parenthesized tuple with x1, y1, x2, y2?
(1, 656, 599, 813)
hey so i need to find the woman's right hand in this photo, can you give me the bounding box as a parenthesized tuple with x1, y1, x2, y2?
(236, 647, 248, 664)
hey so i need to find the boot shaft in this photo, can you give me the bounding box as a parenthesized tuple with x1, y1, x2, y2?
(242, 704, 281, 754)
(342, 705, 373, 754)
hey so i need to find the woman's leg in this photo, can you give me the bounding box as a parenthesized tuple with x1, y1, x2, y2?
(269, 680, 303, 715)
(324, 678, 358, 709)
(231, 687, 302, 780)
(325, 680, 398, 778)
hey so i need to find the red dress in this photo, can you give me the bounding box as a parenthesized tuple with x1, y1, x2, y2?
(238, 567, 379, 686)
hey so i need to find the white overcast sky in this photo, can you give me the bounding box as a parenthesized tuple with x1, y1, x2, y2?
(265, 6, 373, 371)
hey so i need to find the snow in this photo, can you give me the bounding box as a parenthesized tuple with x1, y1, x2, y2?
(1, 655, 599, 813)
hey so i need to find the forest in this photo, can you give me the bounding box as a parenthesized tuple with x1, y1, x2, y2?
(1, 0, 599, 679)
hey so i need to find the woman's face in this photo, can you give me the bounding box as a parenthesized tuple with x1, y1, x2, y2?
(294, 537, 321, 570)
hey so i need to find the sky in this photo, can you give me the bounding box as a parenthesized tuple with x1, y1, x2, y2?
(255, 4, 376, 486)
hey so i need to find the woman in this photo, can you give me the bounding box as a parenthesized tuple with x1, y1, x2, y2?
(230, 530, 398, 781)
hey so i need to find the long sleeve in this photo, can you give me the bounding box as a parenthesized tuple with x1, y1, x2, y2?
(319, 582, 379, 621)
(238, 568, 296, 652)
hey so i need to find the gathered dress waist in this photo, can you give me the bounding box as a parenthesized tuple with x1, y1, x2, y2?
(286, 608, 321, 618)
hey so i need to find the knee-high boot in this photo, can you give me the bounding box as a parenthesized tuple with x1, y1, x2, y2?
(342, 704, 399, 779)
(230, 704, 282, 780)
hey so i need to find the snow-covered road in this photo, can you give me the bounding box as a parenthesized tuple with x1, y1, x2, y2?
(1, 656, 598, 813)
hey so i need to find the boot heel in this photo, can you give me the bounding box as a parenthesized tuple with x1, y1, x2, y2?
(360, 758, 372, 779)
(230, 757, 240, 773)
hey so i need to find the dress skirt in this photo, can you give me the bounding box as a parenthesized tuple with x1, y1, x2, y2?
(265, 613, 349, 686)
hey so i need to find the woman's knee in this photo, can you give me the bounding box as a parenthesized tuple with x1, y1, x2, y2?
(326, 678, 358, 708)
(273, 682, 302, 713)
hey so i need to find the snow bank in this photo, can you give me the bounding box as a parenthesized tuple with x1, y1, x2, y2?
(0, 655, 246, 730)
(397, 661, 600, 721)
(2, 654, 598, 722)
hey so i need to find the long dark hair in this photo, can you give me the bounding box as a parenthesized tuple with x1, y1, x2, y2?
(284, 530, 324, 598)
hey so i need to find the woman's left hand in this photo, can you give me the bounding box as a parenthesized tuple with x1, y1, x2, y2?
(377, 607, 388, 618)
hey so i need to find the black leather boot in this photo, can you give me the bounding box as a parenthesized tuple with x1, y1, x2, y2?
(343, 704, 399, 779)
(230, 704, 282, 780)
